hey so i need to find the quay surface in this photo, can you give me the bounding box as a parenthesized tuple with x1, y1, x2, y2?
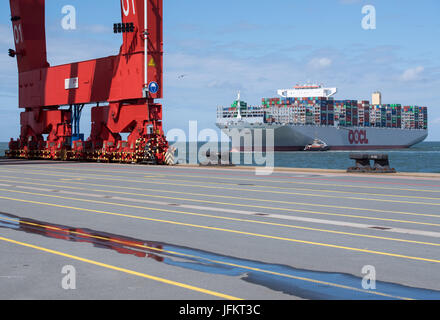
(0, 159, 440, 300)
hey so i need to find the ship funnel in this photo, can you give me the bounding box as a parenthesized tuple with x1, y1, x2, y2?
(372, 92, 382, 105)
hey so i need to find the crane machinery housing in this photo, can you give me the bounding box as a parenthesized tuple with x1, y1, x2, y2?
(6, 0, 171, 165)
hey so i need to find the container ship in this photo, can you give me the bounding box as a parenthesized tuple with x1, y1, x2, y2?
(216, 85, 428, 151)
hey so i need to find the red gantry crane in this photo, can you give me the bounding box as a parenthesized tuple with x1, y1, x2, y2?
(6, 0, 171, 165)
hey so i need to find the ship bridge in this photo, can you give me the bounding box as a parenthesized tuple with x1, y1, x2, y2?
(277, 85, 337, 98)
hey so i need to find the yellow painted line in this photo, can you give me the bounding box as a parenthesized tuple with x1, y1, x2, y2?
(2, 167, 440, 201)
(2, 177, 439, 228)
(115, 176, 440, 201)
(1, 187, 440, 245)
(146, 172, 440, 194)
(91, 188, 440, 227)
(0, 175, 438, 221)
(0, 216, 410, 300)
(0, 235, 241, 300)
(0, 179, 440, 231)
(0, 194, 440, 264)
(16, 164, 440, 194)
(0, 168, 440, 206)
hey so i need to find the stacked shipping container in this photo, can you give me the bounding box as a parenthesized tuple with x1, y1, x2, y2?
(258, 97, 427, 130)
(223, 97, 428, 130)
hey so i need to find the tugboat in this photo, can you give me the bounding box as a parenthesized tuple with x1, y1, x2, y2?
(304, 139, 330, 151)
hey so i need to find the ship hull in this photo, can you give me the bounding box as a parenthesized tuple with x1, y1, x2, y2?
(217, 123, 428, 151)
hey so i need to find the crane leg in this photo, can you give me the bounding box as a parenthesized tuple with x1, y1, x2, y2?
(7, 109, 72, 160)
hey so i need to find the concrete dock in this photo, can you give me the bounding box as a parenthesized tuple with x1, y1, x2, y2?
(0, 159, 440, 300)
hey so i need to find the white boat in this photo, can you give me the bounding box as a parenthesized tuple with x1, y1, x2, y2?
(304, 139, 330, 151)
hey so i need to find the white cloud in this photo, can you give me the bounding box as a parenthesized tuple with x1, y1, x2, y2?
(0, 24, 13, 45)
(46, 36, 117, 66)
(308, 57, 332, 69)
(339, 0, 362, 4)
(81, 24, 112, 34)
(400, 66, 424, 81)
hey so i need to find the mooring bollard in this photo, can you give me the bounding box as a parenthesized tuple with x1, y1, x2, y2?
(348, 153, 396, 173)
(348, 154, 372, 172)
(201, 151, 233, 166)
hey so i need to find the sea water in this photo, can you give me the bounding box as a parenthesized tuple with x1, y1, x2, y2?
(1, 141, 439, 173)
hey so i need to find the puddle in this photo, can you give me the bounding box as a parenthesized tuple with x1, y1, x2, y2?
(369, 226, 392, 231)
(1, 211, 439, 300)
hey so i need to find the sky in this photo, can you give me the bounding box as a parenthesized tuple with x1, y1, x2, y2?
(0, 0, 439, 141)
